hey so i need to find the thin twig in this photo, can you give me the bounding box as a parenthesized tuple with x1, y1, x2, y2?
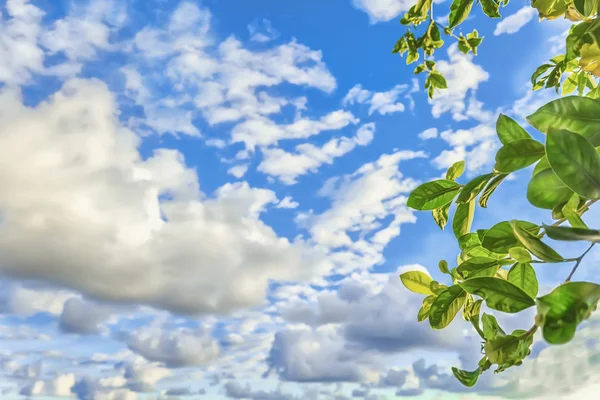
(565, 243, 596, 282)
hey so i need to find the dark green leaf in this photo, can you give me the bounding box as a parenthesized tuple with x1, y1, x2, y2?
(429, 285, 467, 329)
(400, 271, 434, 295)
(457, 174, 495, 204)
(526, 96, 600, 146)
(484, 331, 533, 369)
(453, 200, 475, 239)
(457, 257, 500, 279)
(507, 263, 538, 298)
(543, 224, 600, 242)
(446, 160, 466, 180)
(478, 174, 507, 208)
(494, 139, 545, 173)
(459, 277, 536, 313)
(482, 221, 540, 254)
(449, 0, 475, 28)
(537, 282, 600, 344)
(527, 168, 574, 209)
(511, 221, 564, 262)
(408, 180, 461, 210)
(546, 129, 600, 200)
(452, 367, 481, 387)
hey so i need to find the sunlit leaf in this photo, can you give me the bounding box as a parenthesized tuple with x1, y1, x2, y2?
(526, 96, 600, 146)
(457, 257, 500, 278)
(429, 285, 467, 329)
(527, 168, 574, 210)
(482, 221, 540, 254)
(511, 221, 563, 262)
(449, 0, 475, 28)
(446, 160, 466, 180)
(546, 129, 600, 200)
(508, 262, 539, 298)
(418, 295, 436, 322)
(452, 367, 481, 387)
(457, 174, 495, 204)
(496, 114, 532, 145)
(459, 277, 536, 313)
(537, 282, 600, 344)
(408, 180, 461, 210)
(479, 174, 508, 208)
(400, 271, 434, 295)
(494, 139, 545, 173)
(453, 200, 476, 239)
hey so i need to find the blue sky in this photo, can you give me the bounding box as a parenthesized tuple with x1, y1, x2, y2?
(0, 0, 599, 399)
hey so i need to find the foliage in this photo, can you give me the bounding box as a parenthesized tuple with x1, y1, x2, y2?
(393, 0, 600, 97)
(400, 94, 600, 386)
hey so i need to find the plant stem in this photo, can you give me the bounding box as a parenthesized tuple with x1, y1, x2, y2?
(565, 243, 596, 282)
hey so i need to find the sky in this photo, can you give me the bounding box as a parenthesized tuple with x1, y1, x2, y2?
(0, 0, 600, 399)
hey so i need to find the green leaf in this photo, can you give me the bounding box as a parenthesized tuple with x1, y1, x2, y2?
(511, 221, 564, 262)
(429, 72, 448, 89)
(543, 224, 600, 242)
(430, 280, 448, 295)
(494, 139, 545, 173)
(456, 174, 495, 203)
(527, 168, 574, 210)
(562, 202, 588, 229)
(526, 96, 600, 146)
(453, 200, 475, 239)
(478, 174, 508, 208)
(400, 271, 434, 295)
(446, 160, 466, 180)
(457, 257, 500, 279)
(480, 0, 501, 17)
(452, 367, 481, 387)
(537, 282, 600, 344)
(408, 180, 461, 210)
(482, 221, 540, 254)
(418, 295, 436, 322)
(448, 0, 475, 28)
(429, 285, 467, 329)
(482, 313, 505, 340)
(464, 245, 507, 260)
(532, 155, 551, 176)
(546, 129, 600, 200)
(432, 203, 451, 230)
(508, 247, 532, 263)
(463, 296, 483, 321)
(484, 331, 533, 370)
(439, 259, 450, 274)
(458, 232, 482, 251)
(459, 277, 536, 313)
(507, 262, 538, 298)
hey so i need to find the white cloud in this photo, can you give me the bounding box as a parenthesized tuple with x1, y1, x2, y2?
(350, 0, 415, 23)
(258, 123, 375, 184)
(232, 110, 358, 153)
(0, 78, 332, 315)
(125, 325, 220, 367)
(432, 124, 499, 173)
(297, 150, 425, 273)
(276, 196, 299, 209)
(417, 128, 438, 140)
(494, 6, 537, 36)
(247, 18, 279, 43)
(430, 44, 489, 121)
(227, 164, 249, 179)
(343, 84, 407, 115)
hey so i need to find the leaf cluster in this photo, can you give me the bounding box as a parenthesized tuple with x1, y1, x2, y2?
(401, 96, 600, 386)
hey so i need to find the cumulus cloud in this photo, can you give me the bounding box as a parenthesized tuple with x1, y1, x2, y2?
(276, 196, 300, 209)
(296, 150, 425, 273)
(350, 0, 415, 23)
(494, 7, 537, 36)
(258, 123, 375, 185)
(430, 44, 489, 121)
(247, 18, 279, 43)
(124, 324, 220, 367)
(59, 297, 109, 335)
(0, 79, 331, 315)
(343, 84, 407, 115)
(417, 128, 437, 140)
